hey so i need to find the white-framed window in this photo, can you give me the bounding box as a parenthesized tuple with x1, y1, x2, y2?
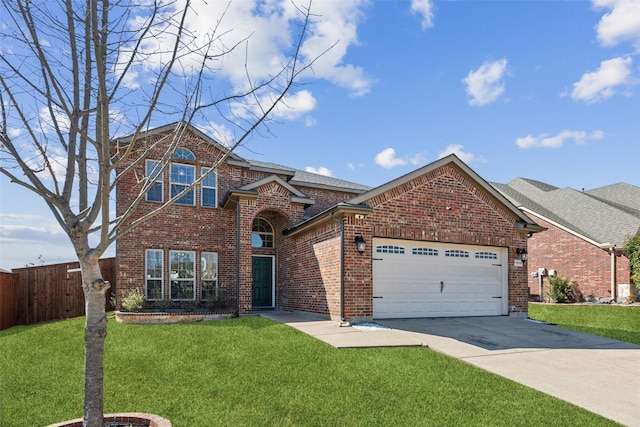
(201, 167, 217, 208)
(145, 249, 164, 300)
(174, 147, 195, 161)
(445, 249, 469, 258)
(145, 160, 163, 202)
(252, 218, 274, 248)
(170, 251, 195, 300)
(376, 245, 405, 254)
(200, 252, 218, 300)
(170, 163, 195, 205)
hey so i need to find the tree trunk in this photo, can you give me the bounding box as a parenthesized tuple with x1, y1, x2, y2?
(81, 259, 110, 427)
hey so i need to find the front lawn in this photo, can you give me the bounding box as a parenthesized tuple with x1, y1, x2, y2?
(528, 303, 640, 345)
(0, 315, 617, 427)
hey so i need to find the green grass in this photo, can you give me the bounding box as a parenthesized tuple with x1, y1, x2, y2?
(1, 315, 618, 427)
(529, 303, 640, 345)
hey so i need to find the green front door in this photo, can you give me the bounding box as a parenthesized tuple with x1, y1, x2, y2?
(252, 256, 273, 307)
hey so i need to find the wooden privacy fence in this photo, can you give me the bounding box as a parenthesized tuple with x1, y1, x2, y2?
(0, 258, 115, 330)
(0, 272, 17, 330)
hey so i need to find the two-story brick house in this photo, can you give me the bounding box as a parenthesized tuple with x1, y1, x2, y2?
(115, 123, 542, 323)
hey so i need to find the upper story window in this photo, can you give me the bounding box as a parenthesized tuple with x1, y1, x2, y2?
(201, 167, 217, 208)
(145, 160, 163, 202)
(173, 148, 195, 161)
(252, 218, 274, 248)
(170, 147, 196, 205)
(170, 163, 195, 205)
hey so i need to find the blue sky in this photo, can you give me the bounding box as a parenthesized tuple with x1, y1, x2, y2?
(1, 0, 639, 270)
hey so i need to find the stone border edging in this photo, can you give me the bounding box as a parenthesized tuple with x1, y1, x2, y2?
(47, 412, 171, 427)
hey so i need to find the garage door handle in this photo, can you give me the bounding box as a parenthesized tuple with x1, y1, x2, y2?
(373, 296, 383, 299)
(492, 296, 502, 299)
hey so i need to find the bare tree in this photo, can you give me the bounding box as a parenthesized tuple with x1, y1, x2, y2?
(0, 1, 324, 425)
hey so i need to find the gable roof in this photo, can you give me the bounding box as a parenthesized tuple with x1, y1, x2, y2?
(223, 175, 315, 207)
(585, 183, 640, 217)
(493, 178, 640, 248)
(117, 122, 369, 195)
(348, 154, 542, 231)
(286, 154, 543, 236)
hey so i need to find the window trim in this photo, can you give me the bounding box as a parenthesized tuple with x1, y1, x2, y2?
(170, 162, 196, 206)
(145, 249, 164, 300)
(169, 250, 196, 300)
(200, 252, 219, 301)
(201, 167, 218, 208)
(145, 160, 164, 203)
(252, 218, 274, 248)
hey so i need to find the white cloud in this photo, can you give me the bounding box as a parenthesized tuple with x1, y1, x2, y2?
(462, 58, 509, 106)
(515, 130, 604, 149)
(593, 0, 640, 49)
(121, 1, 373, 98)
(411, 0, 435, 29)
(375, 148, 407, 169)
(438, 144, 483, 164)
(305, 166, 333, 177)
(347, 162, 363, 171)
(571, 57, 633, 103)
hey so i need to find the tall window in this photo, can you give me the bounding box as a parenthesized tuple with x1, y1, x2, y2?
(170, 251, 195, 300)
(145, 250, 163, 300)
(201, 167, 217, 208)
(252, 218, 274, 248)
(170, 163, 195, 205)
(201, 252, 218, 300)
(145, 160, 163, 202)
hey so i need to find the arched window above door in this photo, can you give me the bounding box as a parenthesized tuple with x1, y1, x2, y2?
(252, 218, 274, 248)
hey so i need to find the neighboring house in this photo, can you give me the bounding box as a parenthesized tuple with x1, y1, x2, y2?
(492, 178, 640, 302)
(115, 123, 542, 323)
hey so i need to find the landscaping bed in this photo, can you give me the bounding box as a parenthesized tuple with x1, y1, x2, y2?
(115, 310, 236, 324)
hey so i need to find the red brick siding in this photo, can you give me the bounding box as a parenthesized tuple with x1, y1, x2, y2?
(296, 186, 364, 217)
(279, 222, 342, 317)
(525, 213, 631, 300)
(362, 164, 529, 317)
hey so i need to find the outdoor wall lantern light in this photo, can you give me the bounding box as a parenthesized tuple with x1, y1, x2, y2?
(516, 248, 528, 263)
(354, 236, 366, 254)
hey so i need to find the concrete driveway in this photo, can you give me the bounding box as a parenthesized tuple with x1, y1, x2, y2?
(260, 311, 640, 426)
(378, 316, 640, 427)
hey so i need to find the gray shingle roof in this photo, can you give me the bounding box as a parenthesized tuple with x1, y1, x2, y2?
(585, 183, 640, 217)
(492, 178, 640, 247)
(247, 159, 371, 193)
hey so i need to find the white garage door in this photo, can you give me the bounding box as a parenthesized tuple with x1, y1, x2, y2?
(373, 238, 508, 319)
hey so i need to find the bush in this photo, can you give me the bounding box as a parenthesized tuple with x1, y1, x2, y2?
(624, 233, 640, 286)
(121, 288, 145, 311)
(547, 275, 579, 303)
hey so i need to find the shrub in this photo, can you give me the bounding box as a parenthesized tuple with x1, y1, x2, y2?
(624, 233, 640, 286)
(547, 275, 578, 303)
(121, 288, 145, 311)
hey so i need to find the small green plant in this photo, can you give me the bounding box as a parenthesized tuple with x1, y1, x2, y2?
(624, 233, 640, 286)
(155, 298, 173, 311)
(181, 299, 199, 312)
(121, 288, 146, 311)
(547, 275, 578, 303)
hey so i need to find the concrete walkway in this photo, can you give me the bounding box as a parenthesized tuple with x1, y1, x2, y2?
(259, 311, 640, 427)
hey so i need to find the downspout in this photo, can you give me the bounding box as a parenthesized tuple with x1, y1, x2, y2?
(330, 213, 347, 325)
(610, 247, 617, 302)
(229, 197, 241, 315)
